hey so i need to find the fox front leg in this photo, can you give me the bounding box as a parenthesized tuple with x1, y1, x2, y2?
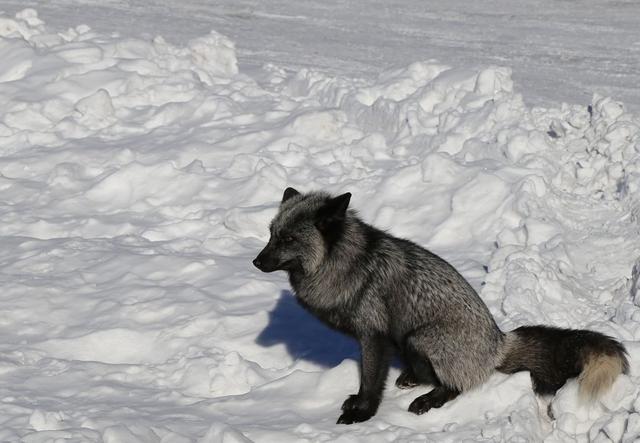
(337, 334, 391, 424)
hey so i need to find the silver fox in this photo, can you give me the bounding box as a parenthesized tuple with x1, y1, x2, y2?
(253, 188, 629, 424)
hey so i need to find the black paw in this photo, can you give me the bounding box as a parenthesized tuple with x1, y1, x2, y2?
(336, 407, 375, 424)
(408, 387, 459, 415)
(337, 394, 377, 424)
(408, 394, 436, 415)
(395, 369, 419, 389)
(341, 394, 363, 411)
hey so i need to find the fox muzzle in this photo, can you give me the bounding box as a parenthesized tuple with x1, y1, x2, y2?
(253, 248, 280, 272)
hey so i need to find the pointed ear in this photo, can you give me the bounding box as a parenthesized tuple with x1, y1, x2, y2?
(326, 192, 351, 216)
(282, 187, 300, 203)
(315, 192, 351, 232)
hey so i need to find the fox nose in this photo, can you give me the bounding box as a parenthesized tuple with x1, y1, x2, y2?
(253, 257, 262, 269)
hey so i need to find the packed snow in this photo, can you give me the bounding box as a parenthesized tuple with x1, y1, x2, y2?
(2, 0, 640, 113)
(0, 8, 639, 442)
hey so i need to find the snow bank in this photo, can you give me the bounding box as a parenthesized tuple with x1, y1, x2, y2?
(1, 9, 639, 442)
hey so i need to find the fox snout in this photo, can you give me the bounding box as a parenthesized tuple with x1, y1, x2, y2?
(253, 249, 279, 272)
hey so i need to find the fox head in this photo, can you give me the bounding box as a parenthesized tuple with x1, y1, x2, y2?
(253, 187, 351, 275)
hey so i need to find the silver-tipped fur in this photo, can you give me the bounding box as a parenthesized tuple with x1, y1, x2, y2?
(254, 189, 629, 424)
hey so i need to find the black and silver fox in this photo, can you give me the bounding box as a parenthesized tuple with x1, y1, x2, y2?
(253, 188, 629, 424)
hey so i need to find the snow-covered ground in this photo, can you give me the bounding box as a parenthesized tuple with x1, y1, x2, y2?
(1, 6, 640, 442)
(1, 0, 640, 113)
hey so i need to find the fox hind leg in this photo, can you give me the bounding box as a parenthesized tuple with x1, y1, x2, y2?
(397, 341, 441, 389)
(402, 328, 467, 414)
(395, 367, 420, 389)
(408, 385, 460, 415)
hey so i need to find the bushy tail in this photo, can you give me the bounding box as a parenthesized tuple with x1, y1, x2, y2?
(498, 325, 629, 401)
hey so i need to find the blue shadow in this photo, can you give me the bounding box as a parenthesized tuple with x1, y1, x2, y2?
(256, 290, 360, 367)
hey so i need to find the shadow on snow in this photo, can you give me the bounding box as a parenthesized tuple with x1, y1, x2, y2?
(256, 290, 360, 367)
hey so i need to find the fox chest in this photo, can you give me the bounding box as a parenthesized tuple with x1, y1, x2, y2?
(294, 293, 356, 336)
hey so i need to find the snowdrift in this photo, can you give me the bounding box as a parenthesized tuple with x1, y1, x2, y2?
(1, 9, 639, 442)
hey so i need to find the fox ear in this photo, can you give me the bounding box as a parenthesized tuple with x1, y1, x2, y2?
(282, 187, 300, 203)
(327, 192, 351, 216)
(315, 192, 351, 232)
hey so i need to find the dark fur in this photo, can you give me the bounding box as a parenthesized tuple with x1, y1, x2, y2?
(254, 188, 629, 424)
(498, 325, 629, 396)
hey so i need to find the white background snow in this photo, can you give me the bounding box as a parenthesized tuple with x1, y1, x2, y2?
(0, 2, 639, 442)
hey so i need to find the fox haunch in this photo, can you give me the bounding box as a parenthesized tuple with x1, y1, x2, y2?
(253, 188, 629, 424)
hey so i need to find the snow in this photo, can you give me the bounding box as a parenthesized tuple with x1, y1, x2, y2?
(3, 0, 640, 113)
(0, 7, 639, 442)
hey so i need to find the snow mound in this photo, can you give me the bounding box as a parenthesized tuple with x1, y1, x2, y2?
(1, 9, 639, 442)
